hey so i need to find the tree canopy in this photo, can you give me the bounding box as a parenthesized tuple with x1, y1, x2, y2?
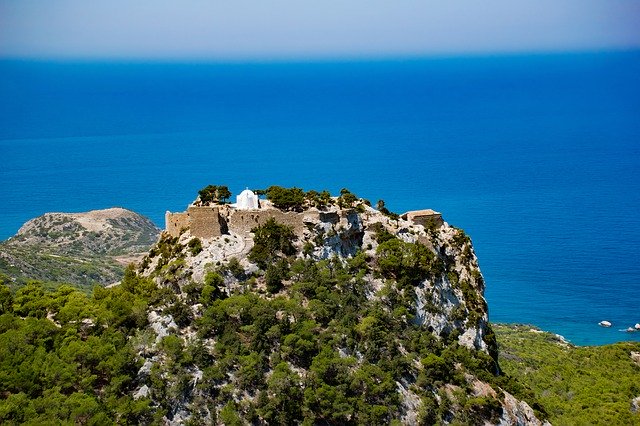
(197, 185, 232, 205)
(265, 186, 306, 211)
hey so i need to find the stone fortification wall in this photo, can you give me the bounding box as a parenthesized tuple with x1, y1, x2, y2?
(189, 206, 225, 238)
(227, 208, 314, 235)
(165, 211, 190, 237)
(167, 205, 318, 239)
(167, 202, 439, 243)
(402, 209, 444, 229)
(165, 206, 225, 238)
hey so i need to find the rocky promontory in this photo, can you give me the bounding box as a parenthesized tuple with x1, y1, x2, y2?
(0, 207, 160, 289)
(2, 187, 638, 424)
(131, 186, 545, 424)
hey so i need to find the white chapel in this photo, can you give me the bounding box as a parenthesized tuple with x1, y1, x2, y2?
(235, 188, 259, 210)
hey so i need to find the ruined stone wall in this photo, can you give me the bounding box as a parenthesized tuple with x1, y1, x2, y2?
(403, 210, 444, 229)
(166, 204, 332, 240)
(189, 206, 224, 239)
(411, 214, 444, 229)
(165, 207, 225, 238)
(165, 211, 190, 237)
(227, 209, 314, 235)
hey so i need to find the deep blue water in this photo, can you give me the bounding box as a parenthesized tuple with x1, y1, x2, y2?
(1, 52, 639, 345)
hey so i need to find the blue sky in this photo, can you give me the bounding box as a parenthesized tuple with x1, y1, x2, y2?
(1, 0, 639, 60)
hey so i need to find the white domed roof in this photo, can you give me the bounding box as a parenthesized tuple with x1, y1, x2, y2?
(236, 188, 259, 210)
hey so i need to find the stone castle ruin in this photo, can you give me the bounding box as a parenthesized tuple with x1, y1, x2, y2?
(165, 188, 442, 239)
(400, 209, 444, 229)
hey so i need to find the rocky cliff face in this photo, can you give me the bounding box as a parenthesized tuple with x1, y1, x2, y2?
(0, 208, 160, 289)
(133, 199, 545, 424)
(142, 203, 491, 353)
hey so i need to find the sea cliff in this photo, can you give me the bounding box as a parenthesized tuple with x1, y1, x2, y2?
(130, 187, 542, 424)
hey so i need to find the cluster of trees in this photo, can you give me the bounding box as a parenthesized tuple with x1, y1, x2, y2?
(0, 270, 165, 424)
(264, 186, 308, 211)
(248, 218, 297, 293)
(263, 185, 368, 212)
(197, 185, 231, 205)
(376, 238, 445, 288)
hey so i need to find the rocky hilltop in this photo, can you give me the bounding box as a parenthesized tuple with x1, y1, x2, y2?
(3, 188, 639, 424)
(0, 207, 160, 289)
(129, 187, 545, 424)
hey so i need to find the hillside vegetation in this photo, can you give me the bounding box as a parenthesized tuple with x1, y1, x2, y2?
(0, 208, 160, 291)
(2, 190, 638, 424)
(495, 324, 640, 425)
(0, 187, 548, 424)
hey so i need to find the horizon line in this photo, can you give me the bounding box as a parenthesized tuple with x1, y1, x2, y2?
(2, 46, 639, 65)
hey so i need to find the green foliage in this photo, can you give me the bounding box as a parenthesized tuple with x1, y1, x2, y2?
(217, 185, 232, 203)
(305, 189, 333, 209)
(257, 362, 303, 423)
(0, 269, 159, 424)
(304, 190, 322, 208)
(338, 187, 358, 208)
(0, 282, 12, 314)
(369, 222, 396, 244)
(376, 238, 442, 287)
(266, 185, 306, 211)
(219, 401, 243, 426)
(266, 185, 339, 211)
(265, 259, 289, 294)
(452, 228, 474, 262)
(149, 233, 184, 271)
(166, 300, 193, 328)
(197, 184, 232, 205)
(248, 218, 297, 269)
(1, 221, 557, 425)
(201, 271, 226, 305)
(222, 257, 245, 280)
(496, 324, 640, 425)
(12, 281, 49, 318)
(376, 198, 399, 219)
(199, 185, 217, 204)
(187, 237, 203, 256)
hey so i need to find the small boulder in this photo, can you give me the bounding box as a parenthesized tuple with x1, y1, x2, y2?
(133, 385, 150, 400)
(138, 360, 153, 377)
(599, 320, 612, 327)
(631, 396, 640, 413)
(635, 323, 640, 330)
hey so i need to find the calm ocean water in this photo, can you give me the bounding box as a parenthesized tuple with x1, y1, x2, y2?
(1, 52, 639, 345)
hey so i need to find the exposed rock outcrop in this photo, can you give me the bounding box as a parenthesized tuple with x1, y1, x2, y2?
(132, 192, 542, 424)
(143, 200, 492, 353)
(12, 207, 159, 255)
(499, 391, 550, 426)
(0, 208, 160, 288)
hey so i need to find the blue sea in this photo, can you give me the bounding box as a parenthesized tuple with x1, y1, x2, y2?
(1, 52, 639, 345)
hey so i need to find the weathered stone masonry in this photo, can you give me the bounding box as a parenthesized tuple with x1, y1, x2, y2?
(165, 204, 310, 239)
(166, 201, 442, 240)
(165, 206, 225, 239)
